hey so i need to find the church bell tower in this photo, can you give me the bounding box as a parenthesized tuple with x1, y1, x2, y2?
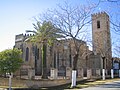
(92, 12, 112, 70)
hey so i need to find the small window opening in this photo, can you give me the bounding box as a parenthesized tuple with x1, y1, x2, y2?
(97, 20, 100, 28)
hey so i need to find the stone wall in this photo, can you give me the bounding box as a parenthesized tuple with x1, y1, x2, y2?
(25, 78, 83, 88)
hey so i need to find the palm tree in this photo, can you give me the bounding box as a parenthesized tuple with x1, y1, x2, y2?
(26, 21, 63, 79)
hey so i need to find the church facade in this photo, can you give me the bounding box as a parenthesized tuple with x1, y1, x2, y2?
(15, 34, 90, 76)
(14, 12, 112, 78)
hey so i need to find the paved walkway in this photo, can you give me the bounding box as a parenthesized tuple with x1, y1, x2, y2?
(80, 80, 120, 90)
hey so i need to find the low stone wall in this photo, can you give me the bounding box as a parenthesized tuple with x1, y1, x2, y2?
(25, 77, 83, 88)
(18, 68, 106, 88)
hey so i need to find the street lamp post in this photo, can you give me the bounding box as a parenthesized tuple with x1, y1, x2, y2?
(8, 61, 12, 90)
(4, 67, 12, 90)
(9, 74, 12, 90)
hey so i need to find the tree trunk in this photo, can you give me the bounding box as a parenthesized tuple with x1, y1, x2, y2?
(71, 53, 78, 87)
(73, 54, 79, 70)
(102, 57, 105, 69)
(111, 69, 114, 78)
(41, 41, 48, 79)
(102, 57, 105, 80)
(71, 70, 76, 87)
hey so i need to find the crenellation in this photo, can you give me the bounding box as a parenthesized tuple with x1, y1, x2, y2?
(92, 11, 109, 20)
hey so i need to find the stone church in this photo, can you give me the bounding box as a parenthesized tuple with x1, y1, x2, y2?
(14, 12, 112, 78)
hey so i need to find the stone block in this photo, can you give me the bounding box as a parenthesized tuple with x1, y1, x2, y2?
(87, 69, 92, 79)
(50, 68, 58, 79)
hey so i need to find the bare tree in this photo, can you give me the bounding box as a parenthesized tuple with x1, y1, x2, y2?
(45, 2, 94, 69)
(113, 41, 120, 57)
(41, 2, 95, 87)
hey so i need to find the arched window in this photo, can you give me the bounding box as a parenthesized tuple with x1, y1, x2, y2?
(25, 47, 29, 61)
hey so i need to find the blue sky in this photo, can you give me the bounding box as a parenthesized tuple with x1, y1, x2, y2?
(0, 0, 88, 51)
(0, 0, 120, 57)
(0, 0, 60, 51)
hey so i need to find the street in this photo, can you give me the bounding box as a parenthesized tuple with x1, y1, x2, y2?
(80, 80, 120, 90)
